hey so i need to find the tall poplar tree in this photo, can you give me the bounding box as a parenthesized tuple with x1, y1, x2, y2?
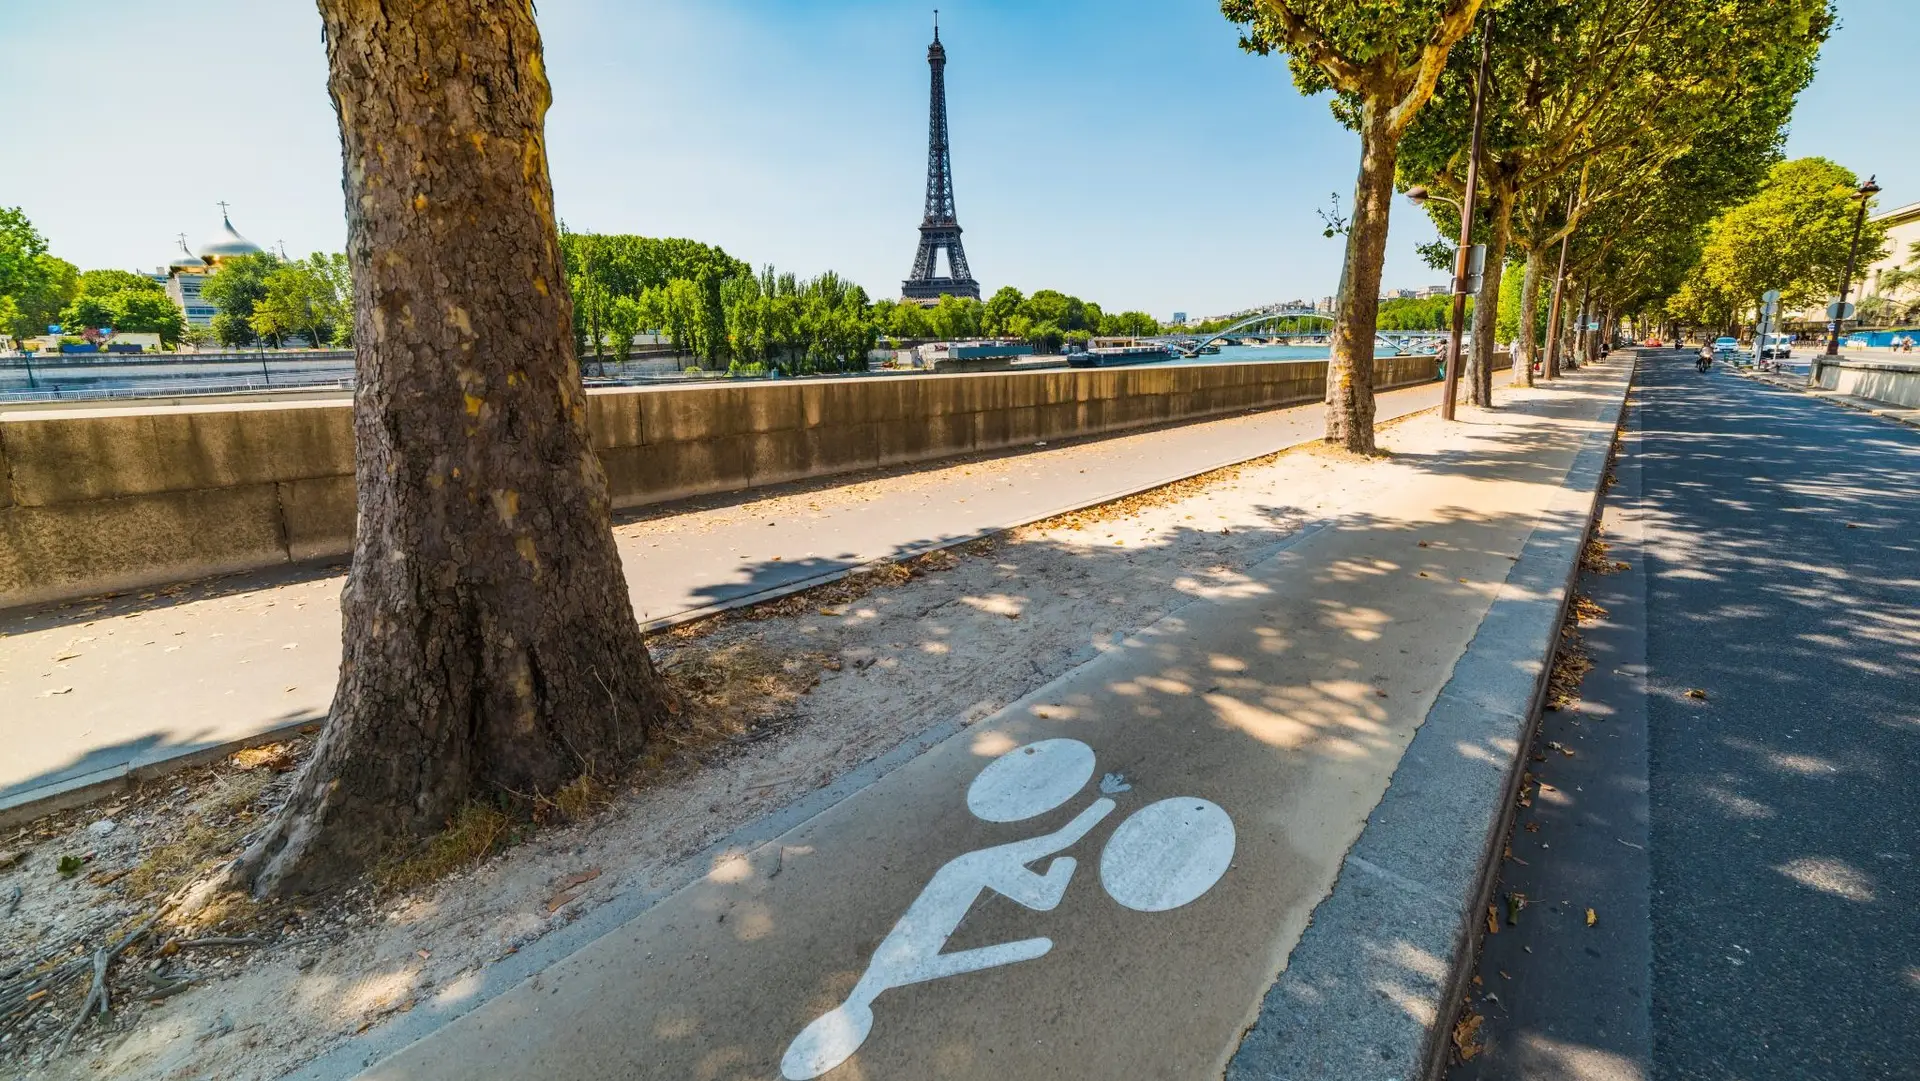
(234, 0, 670, 896)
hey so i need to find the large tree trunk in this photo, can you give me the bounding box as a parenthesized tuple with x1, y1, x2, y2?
(236, 0, 669, 897)
(1515, 248, 1542, 387)
(1470, 182, 1515, 406)
(1326, 107, 1397, 454)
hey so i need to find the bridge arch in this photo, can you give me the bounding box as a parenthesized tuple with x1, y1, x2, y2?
(1172, 308, 1333, 356)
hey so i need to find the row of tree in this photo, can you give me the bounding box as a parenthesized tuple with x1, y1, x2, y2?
(559, 228, 1163, 374)
(1224, 0, 1837, 446)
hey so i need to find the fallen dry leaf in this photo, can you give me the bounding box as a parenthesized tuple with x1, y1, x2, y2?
(1453, 1010, 1485, 1061)
(1686, 688, 1709, 700)
(1586, 907, 1598, 927)
(232, 745, 296, 772)
(1486, 905, 1499, 935)
(553, 866, 603, 892)
(543, 864, 604, 913)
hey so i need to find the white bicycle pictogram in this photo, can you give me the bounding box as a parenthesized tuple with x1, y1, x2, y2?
(781, 738, 1235, 1079)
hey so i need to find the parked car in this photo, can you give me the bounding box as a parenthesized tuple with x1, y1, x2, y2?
(1761, 333, 1794, 359)
(1712, 336, 1740, 357)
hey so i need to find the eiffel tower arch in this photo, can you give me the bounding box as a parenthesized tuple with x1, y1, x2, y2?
(902, 16, 980, 304)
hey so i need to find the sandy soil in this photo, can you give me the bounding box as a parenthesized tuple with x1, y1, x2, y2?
(1, 411, 1426, 1081)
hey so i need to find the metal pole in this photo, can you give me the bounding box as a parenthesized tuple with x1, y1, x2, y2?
(1573, 282, 1590, 368)
(1825, 175, 1877, 357)
(1442, 11, 1492, 421)
(1543, 193, 1574, 380)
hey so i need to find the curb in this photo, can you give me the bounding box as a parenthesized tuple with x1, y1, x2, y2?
(1227, 356, 1634, 1081)
(0, 717, 321, 831)
(0, 387, 1445, 828)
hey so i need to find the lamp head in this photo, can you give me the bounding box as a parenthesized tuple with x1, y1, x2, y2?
(1859, 175, 1881, 198)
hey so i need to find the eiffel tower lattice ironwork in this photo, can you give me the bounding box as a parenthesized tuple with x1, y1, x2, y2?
(902, 15, 980, 303)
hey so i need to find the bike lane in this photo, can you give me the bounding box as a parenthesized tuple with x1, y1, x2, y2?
(355, 367, 1630, 1081)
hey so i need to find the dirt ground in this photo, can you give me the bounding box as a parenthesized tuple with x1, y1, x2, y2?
(0, 415, 1421, 1081)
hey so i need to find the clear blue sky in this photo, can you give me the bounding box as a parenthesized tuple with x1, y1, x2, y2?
(0, 0, 1909, 320)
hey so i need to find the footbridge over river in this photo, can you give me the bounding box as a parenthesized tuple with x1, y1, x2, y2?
(1157, 308, 1455, 358)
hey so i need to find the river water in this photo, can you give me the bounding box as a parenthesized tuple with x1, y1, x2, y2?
(1164, 342, 1409, 365)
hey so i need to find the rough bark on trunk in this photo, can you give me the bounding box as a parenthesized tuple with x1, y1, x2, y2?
(235, 0, 669, 897)
(1470, 182, 1514, 406)
(1515, 248, 1542, 387)
(1326, 107, 1397, 454)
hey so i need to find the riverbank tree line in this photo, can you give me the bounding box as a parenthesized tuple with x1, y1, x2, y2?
(561, 229, 1162, 374)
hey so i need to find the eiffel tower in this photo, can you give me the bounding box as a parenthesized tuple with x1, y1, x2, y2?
(902, 14, 980, 303)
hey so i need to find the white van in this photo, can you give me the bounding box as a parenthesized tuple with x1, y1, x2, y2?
(1762, 333, 1793, 359)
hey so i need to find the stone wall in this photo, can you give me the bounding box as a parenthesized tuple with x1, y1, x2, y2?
(1815, 355, 1920, 410)
(0, 355, 1445, 608)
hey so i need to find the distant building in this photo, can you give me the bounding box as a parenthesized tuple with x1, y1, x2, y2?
(1860, 199, 1920, 315)
(1414, 284, 1452, 299)
(162, 210, 265, 326)
(1171, 312, 1188, 325)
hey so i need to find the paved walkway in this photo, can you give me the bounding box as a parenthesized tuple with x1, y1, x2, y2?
(0, 382, 1444, 814)
(323, 365, 1631, 1081)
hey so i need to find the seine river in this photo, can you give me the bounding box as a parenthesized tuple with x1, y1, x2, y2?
(1163, 342, 1409, 365)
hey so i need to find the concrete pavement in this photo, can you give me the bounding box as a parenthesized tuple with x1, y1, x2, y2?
(1453, 352, 1920, 1079)
(1, 380, 1448, 821)
(324, 363, 1631, 1081)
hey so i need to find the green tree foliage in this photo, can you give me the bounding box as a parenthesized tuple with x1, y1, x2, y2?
(59, 264, 184, 346)
(1493, 258, 1545, 345)
(4, 255, 79, 339)
(0, 209, 84, 340)
(76, 269, 164, 298)
(0, 207, 46, 299)
(722, 267, 876, 374)
(252, 253, 353, 347)
(202, 251, 285, 346)
(1397, 0, 1831, 390)
(1665, 158, 1887, 333)
(560, 231, 749, 366)
(1374, 295, 1471, 331)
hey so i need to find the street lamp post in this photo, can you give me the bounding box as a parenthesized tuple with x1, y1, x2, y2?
(1825, 174, 1881, 357)
(1410, 12, 1492, 421)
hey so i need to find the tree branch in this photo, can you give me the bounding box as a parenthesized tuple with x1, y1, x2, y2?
(1387, 0, 1486, 134)
(1252, 1, 1368, 90)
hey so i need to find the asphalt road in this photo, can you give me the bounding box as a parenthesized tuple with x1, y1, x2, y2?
(1454, 352, 1920, 1079)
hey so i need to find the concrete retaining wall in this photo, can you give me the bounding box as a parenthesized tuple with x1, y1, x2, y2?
(0, 355, 1444, 608)
(1815, 355, 1920, 409)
